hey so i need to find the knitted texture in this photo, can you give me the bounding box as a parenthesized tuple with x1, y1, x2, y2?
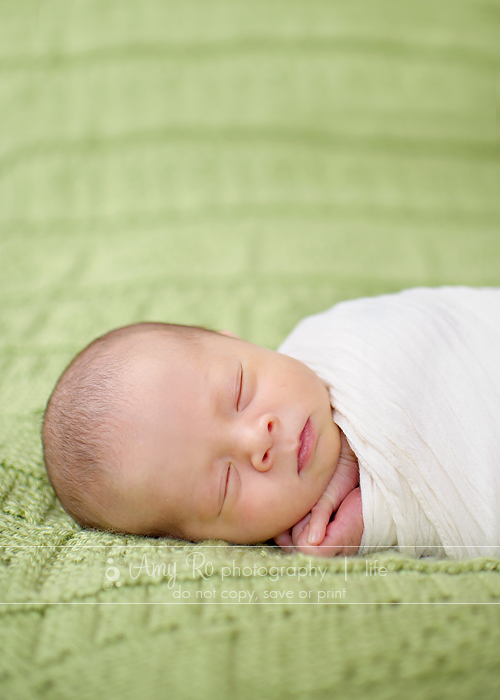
(1, 1, 500, 698)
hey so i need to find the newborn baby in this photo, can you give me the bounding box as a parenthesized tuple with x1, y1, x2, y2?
(42, 286, 500, 559)
(42, 322, 363, 556)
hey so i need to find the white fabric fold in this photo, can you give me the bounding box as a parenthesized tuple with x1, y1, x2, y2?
(278, 287, 500, 559)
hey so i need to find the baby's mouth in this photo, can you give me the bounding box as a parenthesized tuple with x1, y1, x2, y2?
(297, 418, 314, 473)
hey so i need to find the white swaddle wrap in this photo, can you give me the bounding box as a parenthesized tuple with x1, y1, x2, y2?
(278, 287, 500, 559)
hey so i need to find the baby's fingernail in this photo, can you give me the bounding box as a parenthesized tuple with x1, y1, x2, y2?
(309, 531, 320, 544)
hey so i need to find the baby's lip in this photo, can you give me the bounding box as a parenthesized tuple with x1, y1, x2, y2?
(297, 418, 315, 473)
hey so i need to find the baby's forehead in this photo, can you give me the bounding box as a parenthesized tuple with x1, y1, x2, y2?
(110, 328, 192, 366)
(113, 330, 209, 394)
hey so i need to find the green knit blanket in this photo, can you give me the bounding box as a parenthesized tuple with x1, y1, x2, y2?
(1, 1, 500, 698)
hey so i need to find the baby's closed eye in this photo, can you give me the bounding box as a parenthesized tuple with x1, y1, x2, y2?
(236, 365, 244, 410)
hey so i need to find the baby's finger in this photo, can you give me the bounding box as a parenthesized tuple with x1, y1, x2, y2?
(307, 500, 334, 545)
(273, 529, 293, 553)
(320, 458, 359, 515)
(321, 487, 363, 557)
(305, 460, 358, 545)
(295, 523, 339, 556)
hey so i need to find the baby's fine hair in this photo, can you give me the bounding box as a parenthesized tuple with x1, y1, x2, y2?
(42, 322, 218, 533)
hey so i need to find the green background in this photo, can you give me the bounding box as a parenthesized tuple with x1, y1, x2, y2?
(1, 1, 499, 698)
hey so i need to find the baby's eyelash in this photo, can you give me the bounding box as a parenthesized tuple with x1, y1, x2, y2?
(236, 365, 243, 410)
(223, 465, 231, 503)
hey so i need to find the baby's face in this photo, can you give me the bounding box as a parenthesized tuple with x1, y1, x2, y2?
(110, 331, 341, 544)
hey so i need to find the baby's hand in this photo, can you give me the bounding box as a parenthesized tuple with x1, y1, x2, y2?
(306, 430, 359, 546)
(274, 431, 363, 556)
(291, 487, 363, 557)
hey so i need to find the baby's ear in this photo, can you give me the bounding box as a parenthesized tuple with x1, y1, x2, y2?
(219, 329, 240, 339)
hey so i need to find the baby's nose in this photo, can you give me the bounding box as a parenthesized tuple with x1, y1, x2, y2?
(246, 414, 275, 472)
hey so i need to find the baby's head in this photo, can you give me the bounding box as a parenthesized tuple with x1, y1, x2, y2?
(42, 322, 341, 544)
